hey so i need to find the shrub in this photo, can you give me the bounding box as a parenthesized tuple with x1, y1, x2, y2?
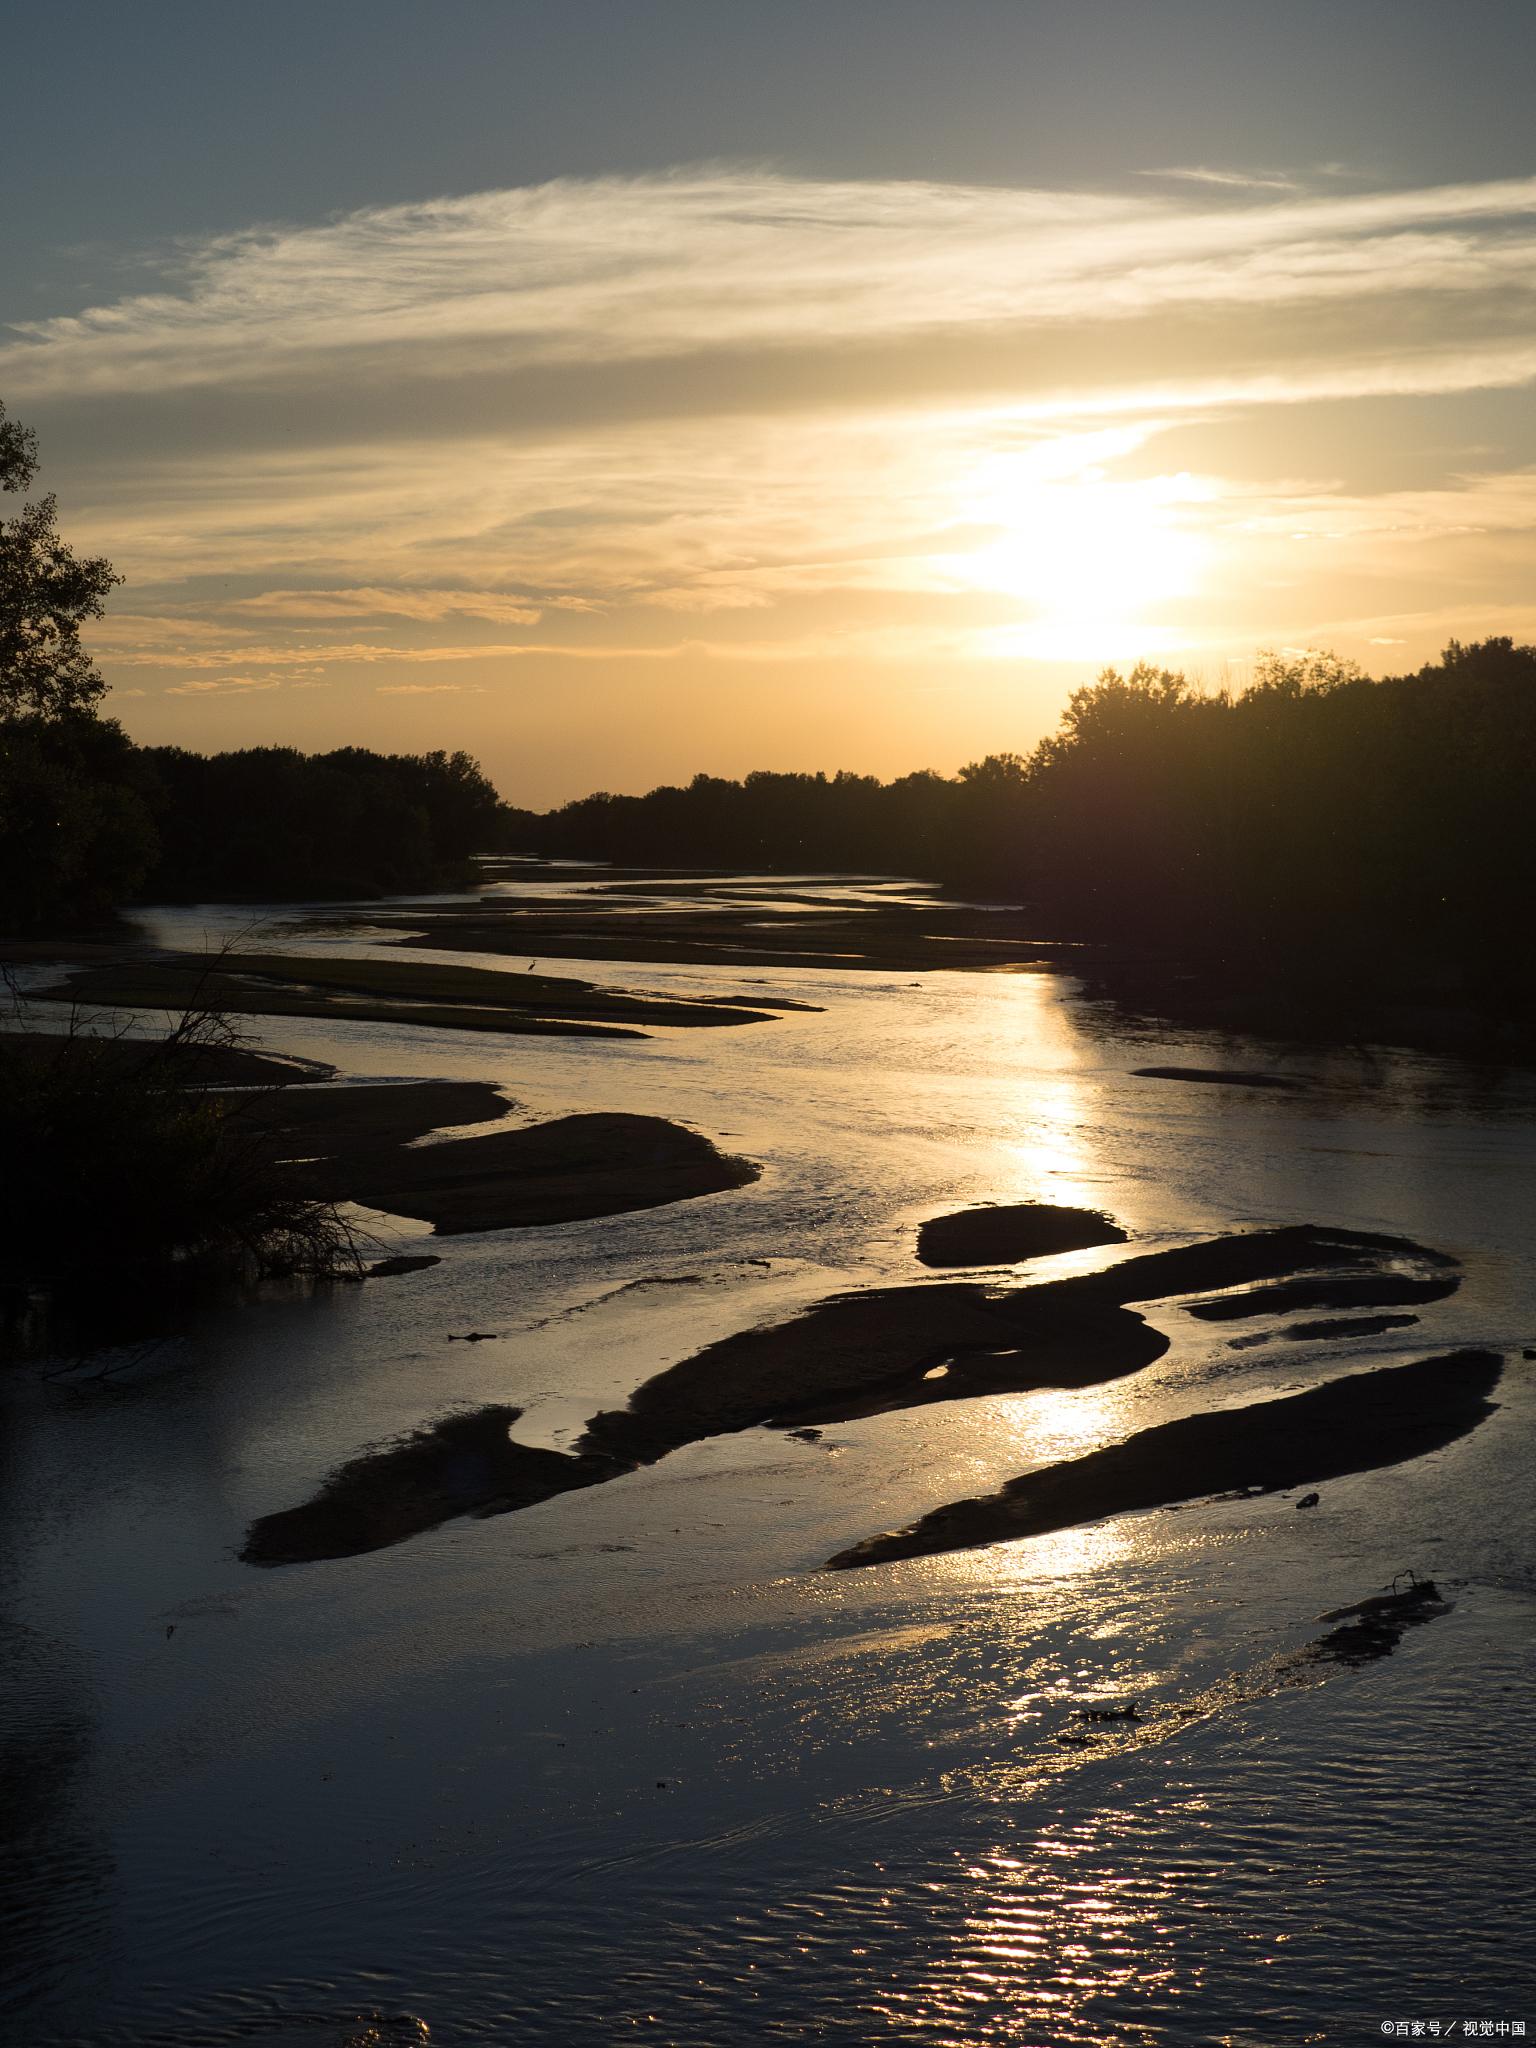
(0, 996, 360, 1346)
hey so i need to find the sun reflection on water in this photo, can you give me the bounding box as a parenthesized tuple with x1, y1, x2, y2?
(876, 1819, 1195, 2046)
(956, 971, 1124, 1219)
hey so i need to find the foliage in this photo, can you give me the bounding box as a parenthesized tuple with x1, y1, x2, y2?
(0, 401, 152, 931)
(0, 996, 360, 1321)
(1015, 638, 1536, 983)
(0, 398, 121, 721)
(0, 712, 158, 929)
(519, 764, 971, 877)
(0, 405, 509, 922)
(521, 637, 1536, 1009)
(137, 743, 503, 899)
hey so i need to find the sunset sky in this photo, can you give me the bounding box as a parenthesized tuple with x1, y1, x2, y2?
(6, 0, 1536, 806)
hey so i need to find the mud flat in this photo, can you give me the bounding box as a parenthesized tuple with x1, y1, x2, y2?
(583, 1225, 1459, 1454)
(916, 1202, 1127, 1268)
(214, 1081, 760, 1235)
(330, 884, 1057, 974)
(1283, 1312, 1422, 1340)
(242, 1285, 1167, 1566)
(1183, 1271, 1459, 1321)
(824, 1350, 1503, 1570)
(330, 1111, 759, 1234)
(34, 950, 809, 1039)
(1226, 1312, 1422, 1349)
(243, 1223, 1460, 1566)
(240, 1406, 604, 1566)
(1132, 1065, 1304, 1091)
(228, 1078, 510, 1155)
(585, 1288, 1168, 1460)
(1045, 1222, 1455, 1309)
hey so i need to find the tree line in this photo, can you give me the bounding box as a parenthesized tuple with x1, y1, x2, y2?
(5, 392, 1534, 1023)
(1, 721, 508, 928)
(1, 400, 510, 926)
(517, 635, 1536, 1005)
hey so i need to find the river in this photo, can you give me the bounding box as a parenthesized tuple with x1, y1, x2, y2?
(5, 874, 1535, 2044)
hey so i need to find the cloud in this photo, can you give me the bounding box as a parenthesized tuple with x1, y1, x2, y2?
(113, 640, 555, 669)
(223, 586, 542, 624)
(164, 676, 284, 695)
(9, 163, 1536, 712)
(641, 584, 774, 613)
(1141, 166, 1299, 192)
(375, 681, 485, 694)
(8, 168, 1536, 413)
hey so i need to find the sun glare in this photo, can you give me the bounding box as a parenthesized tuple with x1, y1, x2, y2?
(942, 436, 1215, 660)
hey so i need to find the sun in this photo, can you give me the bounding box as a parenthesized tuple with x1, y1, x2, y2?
(941, 434, 1215, 659)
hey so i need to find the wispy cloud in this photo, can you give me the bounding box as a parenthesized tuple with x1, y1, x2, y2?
(12, 164, 1536, 772)
(112, 640, 555, 669)
(164, 676, 285, 695)
(375, 681, 485, 695)
(223, 586, 542, 624)
(8, 168, 1536, 407)
(1141, 166, 1300, 192)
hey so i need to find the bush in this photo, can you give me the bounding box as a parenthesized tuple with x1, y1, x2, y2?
(0, 998, 360, 1341)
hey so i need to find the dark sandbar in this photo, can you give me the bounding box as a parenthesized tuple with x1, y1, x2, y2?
(916, 1202, 1127, 1268)
(1133, 1066, 1304, 1091)
(35, 950, 801, 1039)
(365, 1254, 443, 1280)
(243, 1222, 1456, 1566)
(222, 1082, 759, 1235)
(241, 1407, 602, 1565)
(824, 1350, 1502, 1570)
(229, 1078, 508, 1155)
(1281, 1312, 1421, 1341)
(337, 1111, 759, 1235)
(1185, 1272, 1458, 1322)
(1303, 1579, 1451, 1666)
(346, 891, 1055, 975)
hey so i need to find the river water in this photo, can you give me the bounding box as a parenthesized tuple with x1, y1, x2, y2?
(5, 877, 1536, 2045)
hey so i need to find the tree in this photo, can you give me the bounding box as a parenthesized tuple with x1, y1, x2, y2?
(1, 398, 121, 720)
(0, 714, 158, 927)
(1247, 647, 1362, 700)
(1, 401, 154, 930)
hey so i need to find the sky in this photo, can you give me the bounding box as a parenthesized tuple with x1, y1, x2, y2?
(5, 0, 1536, 807)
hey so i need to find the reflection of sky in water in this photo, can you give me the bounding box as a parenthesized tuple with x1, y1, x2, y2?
(5, 873, 1536, 2043)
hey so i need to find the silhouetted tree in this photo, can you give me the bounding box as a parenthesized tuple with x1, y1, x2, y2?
(0, 400, 120, 720)
(137, 743, 505, 900)
(0, 402, 158, 931)
(522, 636, 1536, 1031)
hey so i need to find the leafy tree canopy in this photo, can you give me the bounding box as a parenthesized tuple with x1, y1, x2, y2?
(0, 399, 121, 720)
